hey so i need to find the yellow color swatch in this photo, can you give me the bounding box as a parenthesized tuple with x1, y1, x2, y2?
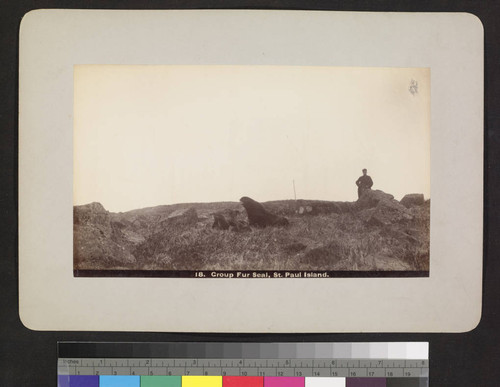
(181, 376, 222, 387)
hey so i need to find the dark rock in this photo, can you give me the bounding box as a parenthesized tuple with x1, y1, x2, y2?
(212, 213, 230, 230)
(400, 193, 425, 208)
(355, 189, 394, 211)
(212, 209, 251, 232)
(239, 196, 289, 227)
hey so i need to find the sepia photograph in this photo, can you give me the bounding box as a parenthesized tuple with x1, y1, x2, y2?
(73, 65, 430, 277)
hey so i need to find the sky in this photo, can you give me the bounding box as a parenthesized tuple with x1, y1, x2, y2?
(74, 65, 430, 213)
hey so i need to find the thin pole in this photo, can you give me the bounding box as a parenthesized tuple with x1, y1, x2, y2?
(293, 180, 297, 201)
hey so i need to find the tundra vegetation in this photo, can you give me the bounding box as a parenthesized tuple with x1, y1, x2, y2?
(74, 190, 429, 272)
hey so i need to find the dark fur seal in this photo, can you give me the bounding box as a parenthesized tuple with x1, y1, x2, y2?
(239, 196, 289, 227)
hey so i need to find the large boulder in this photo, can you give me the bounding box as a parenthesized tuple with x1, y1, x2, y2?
(400, 193, 425, 208)
(364, 199, 414, 227)
(355, 189, 395, 211)
(73, 202, 136, 268)
(355, 189, 414, 226)
(239, 196, 289, 227)
(73, 202, 112, 237)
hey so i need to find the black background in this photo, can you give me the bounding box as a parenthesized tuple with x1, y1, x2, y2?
(1, 1, 498, 386)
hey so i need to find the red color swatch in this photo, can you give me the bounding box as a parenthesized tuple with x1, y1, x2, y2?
(223, 376, 264, 387)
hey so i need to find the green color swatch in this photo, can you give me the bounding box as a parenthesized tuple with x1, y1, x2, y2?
(140, 375, 182, 387)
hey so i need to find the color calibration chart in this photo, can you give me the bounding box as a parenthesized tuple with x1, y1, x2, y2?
(58, 342, 428, 386)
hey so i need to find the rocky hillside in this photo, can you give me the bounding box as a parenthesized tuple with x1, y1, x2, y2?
(74, 190, 429, 272)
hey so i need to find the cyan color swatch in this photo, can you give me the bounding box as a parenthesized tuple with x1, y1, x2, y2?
(99, 375, 140, 387)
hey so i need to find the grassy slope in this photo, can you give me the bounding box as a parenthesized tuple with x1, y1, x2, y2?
(75, 199, 429, 272)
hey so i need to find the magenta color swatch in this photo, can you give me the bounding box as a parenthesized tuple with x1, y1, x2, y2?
(346, 378, 386, 387)
(264, 376, 305, 387)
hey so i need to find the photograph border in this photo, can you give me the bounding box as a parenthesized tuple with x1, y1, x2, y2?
(72, 64, 432, 279)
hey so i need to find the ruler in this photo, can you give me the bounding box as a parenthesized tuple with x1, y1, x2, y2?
(58, 342, 429, 385)
(59, 357, 429, 378)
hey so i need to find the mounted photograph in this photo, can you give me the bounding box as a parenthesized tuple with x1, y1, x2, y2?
(73, 65, 430, 278)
